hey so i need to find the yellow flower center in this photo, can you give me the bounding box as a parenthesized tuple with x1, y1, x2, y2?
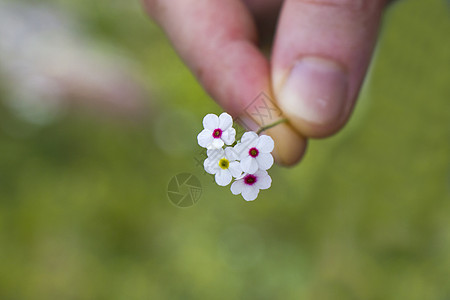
(218, 158, 229, 170)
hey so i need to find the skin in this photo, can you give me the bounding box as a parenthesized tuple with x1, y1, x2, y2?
(142, 0, 391, 166)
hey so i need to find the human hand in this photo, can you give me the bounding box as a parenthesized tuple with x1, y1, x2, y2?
(143, 0, 390, 165)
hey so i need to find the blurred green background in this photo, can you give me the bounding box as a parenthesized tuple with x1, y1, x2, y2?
(0, 0, 449, 299)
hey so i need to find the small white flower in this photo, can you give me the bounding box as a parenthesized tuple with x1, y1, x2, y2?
(234, 131, 274, 174)
(230, 170, 272, 201)
(197, 112, 236, 149)
(204, 147, 242, 186)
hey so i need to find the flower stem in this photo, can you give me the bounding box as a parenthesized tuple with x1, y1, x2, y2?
(256, 118, 288, 134)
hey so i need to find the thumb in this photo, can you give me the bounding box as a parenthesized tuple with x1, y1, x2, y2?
(272, 0, 388, 138)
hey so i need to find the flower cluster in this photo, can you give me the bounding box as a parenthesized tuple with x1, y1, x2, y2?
(197, 112, 274, 201)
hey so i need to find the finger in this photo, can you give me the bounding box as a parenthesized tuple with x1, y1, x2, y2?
(272, 0, 388, 138)
(143, 0, 307, 165)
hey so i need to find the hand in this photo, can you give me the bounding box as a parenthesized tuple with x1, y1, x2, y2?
(143, 0, 390, 165)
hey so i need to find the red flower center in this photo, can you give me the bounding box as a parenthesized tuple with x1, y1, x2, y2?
(249, 147, 259, 158)
(212, 128, 222, 138)
(244, 174, 257, 186)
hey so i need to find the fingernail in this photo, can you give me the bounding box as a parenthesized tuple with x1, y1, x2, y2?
(278, 57, 348, 125)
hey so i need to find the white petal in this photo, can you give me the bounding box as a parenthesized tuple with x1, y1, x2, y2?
(236, 132, 258, 159)
(234, 172, 246, 181)
(256, 153, 274, 170)
(241, 185, 259, 201)
(240, 156, 259, 174)
(215, 170, 232, 186)
(197, 129, 213, 148)
(221, 128, 236, 145)
(203, 114, 219, 130)
(230, 180, 245, 195)
(204, 158, 219, 174)
(241, 131, 259, 145)
(207, 148, 224, 159)
(218, 112, 233, 130)
(224, 147, 239, 161)
(228, 161, 242, 178)
(238, 145, 254, 160)
(209, 138, 224, 149)
(255, 170, 271, 190)
(256, 135, 274, 153)
(233, 143, 247, 158)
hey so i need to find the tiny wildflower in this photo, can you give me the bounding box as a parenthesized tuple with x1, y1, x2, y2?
(204, 147, 242, 186)
(230, 170, 272, 201)
(234, 131, 274, 174)
(197, 112, 236, 149)
(195, 111, 281, 202)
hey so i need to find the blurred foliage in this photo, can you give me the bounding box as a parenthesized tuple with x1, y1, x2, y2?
(0, 0, 449, 299)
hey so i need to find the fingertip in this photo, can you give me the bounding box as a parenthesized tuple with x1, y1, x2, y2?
(235, 91, 307, 167)
(265, 124, 307, 167)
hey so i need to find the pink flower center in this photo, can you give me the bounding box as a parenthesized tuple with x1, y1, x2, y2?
(249, 147, 259, 158)
(244, 174, 257, 186)
(212, 128, 222, 138)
